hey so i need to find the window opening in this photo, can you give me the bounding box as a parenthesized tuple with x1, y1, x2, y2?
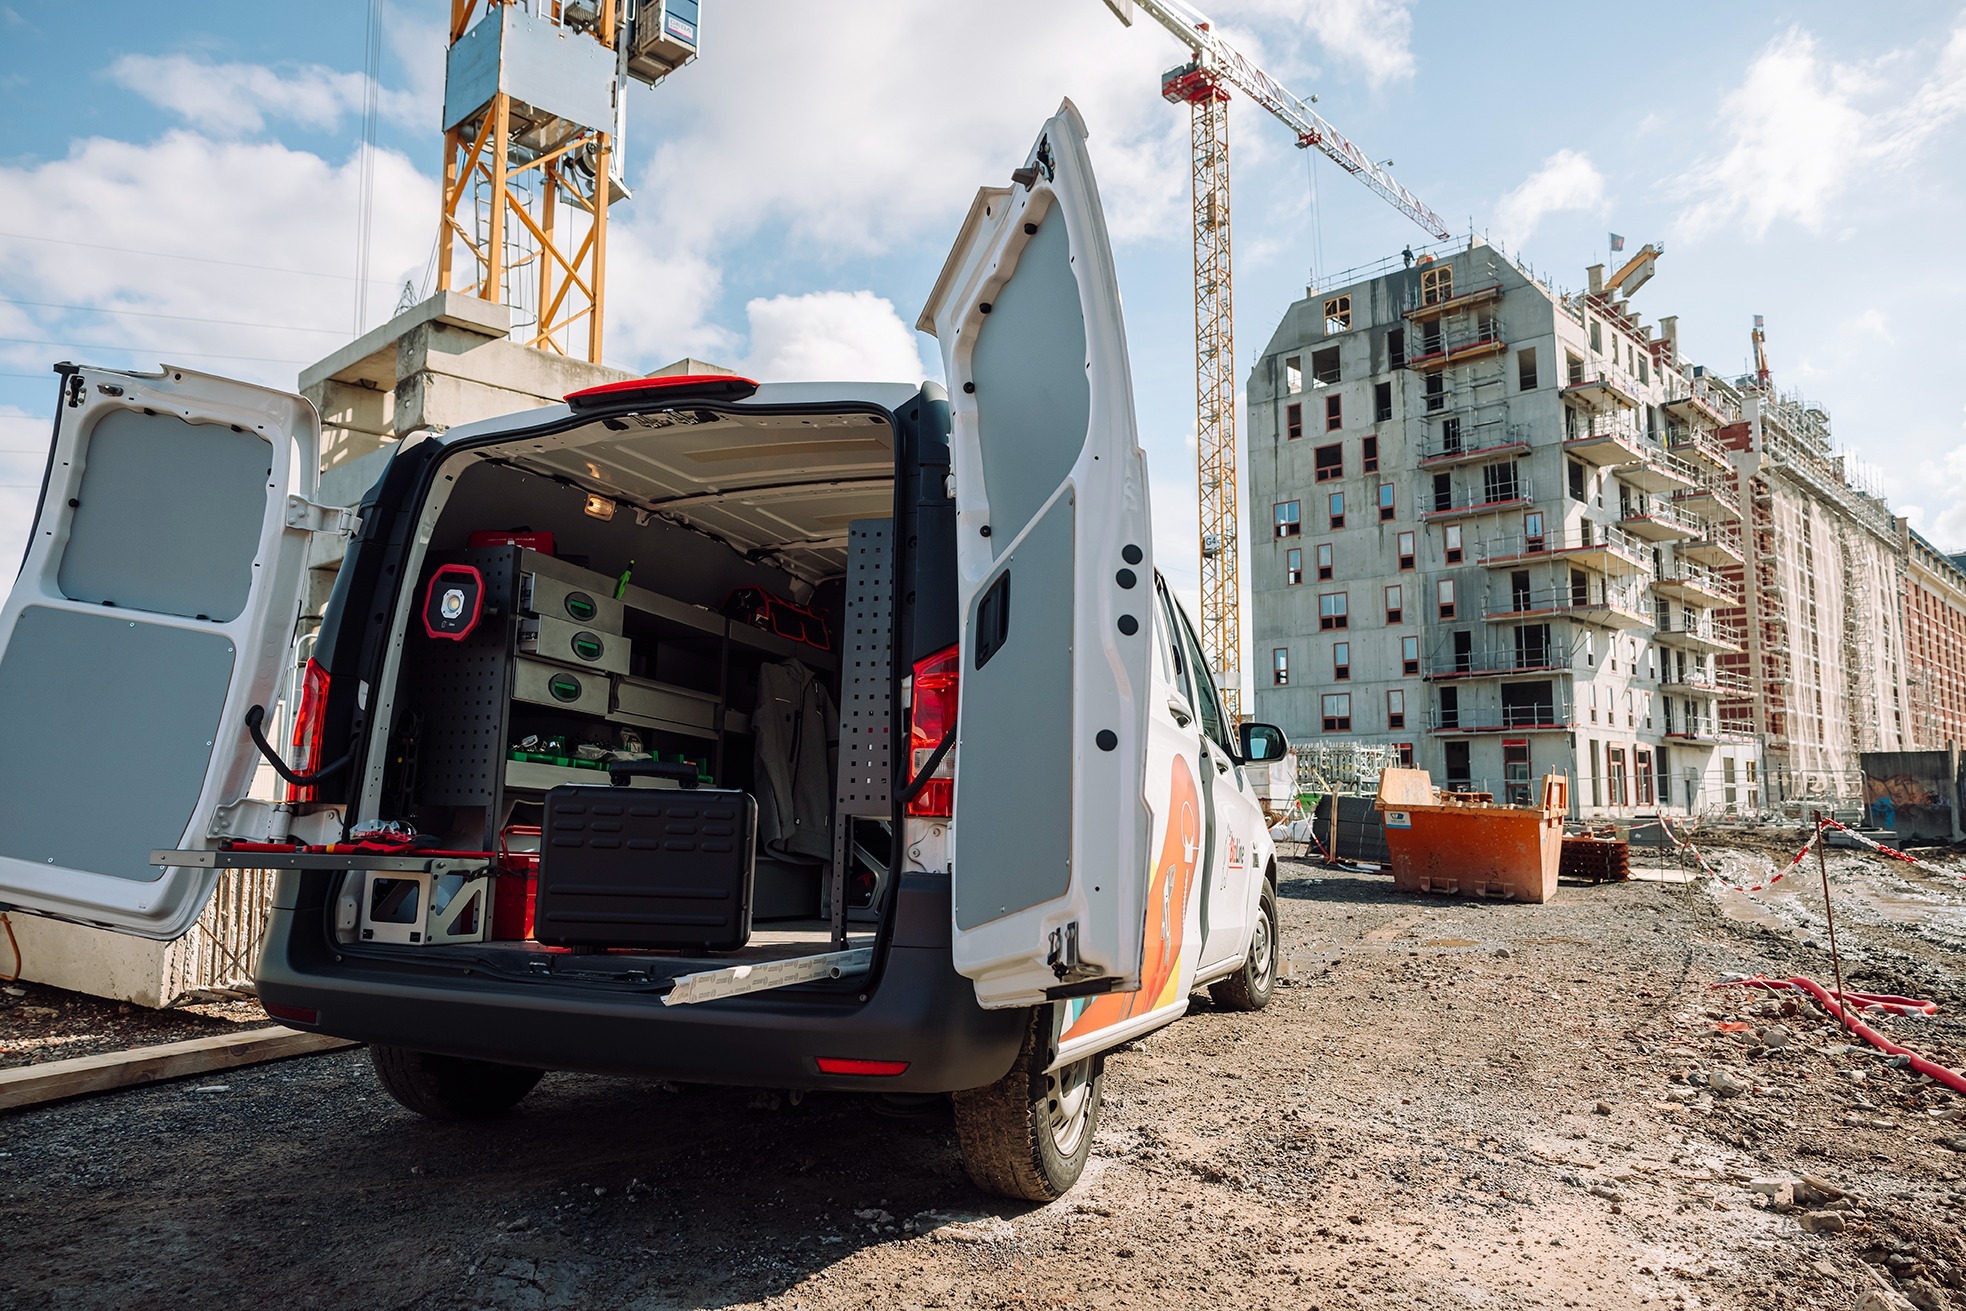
(1314, 442, 1343, 481)
(1285, 547, 1302, 586)
(1274, 501, 1300, 537)
(1319, 592, 1349, 630)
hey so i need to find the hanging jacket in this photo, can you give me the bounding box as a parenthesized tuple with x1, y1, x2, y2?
(752, 659, 836, 862)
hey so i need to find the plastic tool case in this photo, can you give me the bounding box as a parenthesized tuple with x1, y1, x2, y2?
(534, 763, 757, 950)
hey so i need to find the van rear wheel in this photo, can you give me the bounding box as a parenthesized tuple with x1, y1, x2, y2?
(951, 1012, 1103, 1202)
(371, 1044, 544, 1120)
(1208, 878, 1278, 1012)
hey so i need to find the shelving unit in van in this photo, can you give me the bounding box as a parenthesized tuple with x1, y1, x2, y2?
(403, 544, 837, 853)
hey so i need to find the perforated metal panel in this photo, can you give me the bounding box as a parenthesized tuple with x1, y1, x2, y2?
(831, 520, 893, 929)
(835, 520, 893, 816)
(417, 548, 520, 807)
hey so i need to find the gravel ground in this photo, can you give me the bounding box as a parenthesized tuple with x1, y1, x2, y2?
(2, 841, 1962, 1311)
(0, 978, 267, 1070)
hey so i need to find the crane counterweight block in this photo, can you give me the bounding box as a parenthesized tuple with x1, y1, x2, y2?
(1162, 62, 1228, 104)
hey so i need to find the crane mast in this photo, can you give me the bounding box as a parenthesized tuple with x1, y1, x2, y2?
(1105, 0, 1447, 721)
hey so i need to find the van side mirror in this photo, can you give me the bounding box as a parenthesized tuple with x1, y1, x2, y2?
(1237, 722, 1289, 762)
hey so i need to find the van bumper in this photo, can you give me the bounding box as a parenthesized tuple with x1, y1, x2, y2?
(255, 869, 1027, 1094)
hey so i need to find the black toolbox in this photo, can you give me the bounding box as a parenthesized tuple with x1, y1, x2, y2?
(535, 764, 756, 951)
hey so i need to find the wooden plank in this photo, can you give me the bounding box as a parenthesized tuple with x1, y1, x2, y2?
(0, 1026, 357, 1113)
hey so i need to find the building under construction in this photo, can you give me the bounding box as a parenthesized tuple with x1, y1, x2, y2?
(1247, 238, 1932, 817)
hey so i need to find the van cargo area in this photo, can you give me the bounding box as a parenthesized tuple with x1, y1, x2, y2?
(330, 401, 914, 991)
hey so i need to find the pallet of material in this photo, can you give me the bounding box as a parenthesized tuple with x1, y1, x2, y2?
(1559, 835, 1631, 884)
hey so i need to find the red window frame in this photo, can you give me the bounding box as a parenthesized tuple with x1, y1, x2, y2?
(1274, 501, 1301, 537)
(1387, 689, 1406, 730)
(1378, 484, 1396, 522)
(1286, 402, 1303, 441)
(1315, 542, 1333, 581)
(1319, 591, 1349, 631)
(1328, 491, 1345, 530)
(1384, 584, 1402, 624)
(1362, 434, 1379, 472)
(1324, 393, 1343, 432)
(1444, 524, 1463, 564)
(1402, 635, 1420, 676)
(1314, 442, 1343, 481)
(1333, 641, 1351, 681)
(1321, 692, 1352, 732)
(1437, 578, 1456, 619)
(1397, 530, 1416, 570)
(1272, 648, 1290, 686)
(1285, 546, 1303, 586)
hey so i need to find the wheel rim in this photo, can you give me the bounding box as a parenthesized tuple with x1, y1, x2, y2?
(1045, 1057, 1094, 1158)
(1249, 902, 1275, 992)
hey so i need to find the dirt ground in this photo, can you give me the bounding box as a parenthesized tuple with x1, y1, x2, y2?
(2, 839, 1963, 1311)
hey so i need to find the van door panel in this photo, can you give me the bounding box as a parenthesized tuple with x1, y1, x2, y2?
(952, 496, 1075, 931)
(920, 102, 1156, 1008)
(0, 365, 319, 938)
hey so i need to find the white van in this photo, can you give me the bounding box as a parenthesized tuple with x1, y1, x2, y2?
(0, 104, 1286, 1200)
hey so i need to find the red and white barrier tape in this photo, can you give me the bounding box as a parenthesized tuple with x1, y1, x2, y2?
(1818, 819, 1966, 884)
(1692, 824, 1821, 893)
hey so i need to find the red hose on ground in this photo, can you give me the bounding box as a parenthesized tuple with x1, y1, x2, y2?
(1712, 975, 1966, 1096)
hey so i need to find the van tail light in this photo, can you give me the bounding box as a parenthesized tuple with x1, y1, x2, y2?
(262, 1001, 318, 1026)
(906, 644, 959, 819)
(287, 659, 330, 803)
(815, 1057, 910, 1077)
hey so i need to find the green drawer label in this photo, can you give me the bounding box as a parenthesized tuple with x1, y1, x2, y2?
(549, 673, 583, 702)
(572, 632, 605, 661)
(564, 591, 598, 621)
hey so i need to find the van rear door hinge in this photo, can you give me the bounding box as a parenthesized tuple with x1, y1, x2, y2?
(285, 495, 360, 537)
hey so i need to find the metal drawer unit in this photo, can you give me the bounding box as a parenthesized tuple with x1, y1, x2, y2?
(512, 656, 611, 717)
(521, 567, 625, 633)
(519, 613, 632, 676)
(612, 674, 722, 739)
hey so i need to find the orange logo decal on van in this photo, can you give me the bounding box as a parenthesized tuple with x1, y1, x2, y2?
(1063, 757, 1200, 1040)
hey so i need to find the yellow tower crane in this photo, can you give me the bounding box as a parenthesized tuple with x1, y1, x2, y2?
(1103, 0, 1449, 719)
(434, 1, 703, 361)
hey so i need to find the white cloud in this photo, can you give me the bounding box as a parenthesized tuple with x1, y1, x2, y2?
(1492, 149, 1607, 248)
(1677, 21, 1966, 239)
(1849, 308, 1894, 344)
(0, 130, 434, 379)
(106, 53, 419, 137)
(737, 290, 926, 384)
(0, 407, 51, 574)
(1228, 0, 1416, 86)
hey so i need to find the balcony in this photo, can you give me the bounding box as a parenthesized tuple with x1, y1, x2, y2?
(1680, 528, 1744, 569)
(1617, 445, 1700, 495)
(1650, 562, 1739, 608)
(1562, 420, 1647, 467)
(1417, 424, 1532, 471)
(1404, 281, 1503, 323)
(1653, 610, 1744, 655)
(1482, 580, 1649, 629)
(1663, 716, 1754, 746)
(1665, 425, 1735, 474)
(1618, 494, 1705, 543)
(1673, 478, 1741, 522)
(1424, 646, 1574, 681)
(1562, 370, 1640, 411)
(1429, 696, 1577, 735)
(1660, 666, 1753, 699)
(1407, 322, 1507, 372)
(1477, 523, 1651, 576)
(1661, 388, 1736, 429)
(1421, 477, 1535, 522)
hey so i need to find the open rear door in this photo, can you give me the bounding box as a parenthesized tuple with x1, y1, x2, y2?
(0, 365, 320, 938)
(917, 102, 1156, 1008)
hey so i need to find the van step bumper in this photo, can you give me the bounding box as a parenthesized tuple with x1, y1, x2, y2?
(256, 870, 1028, 1095)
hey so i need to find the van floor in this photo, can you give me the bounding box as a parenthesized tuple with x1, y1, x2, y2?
(400, 921, 875, 986)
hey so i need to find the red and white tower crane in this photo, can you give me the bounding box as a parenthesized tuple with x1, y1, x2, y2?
(1103, 0, 1448, 719)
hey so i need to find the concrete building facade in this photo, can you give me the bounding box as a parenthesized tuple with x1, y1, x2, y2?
(1899, 526, 1966, 751)
(1247, 239, 1761, 817)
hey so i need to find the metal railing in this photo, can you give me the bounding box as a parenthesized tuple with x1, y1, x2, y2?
(1425, 646, 1572, 678)
(1618, 493, 1707, 535)
(1660, 665, 1753, 695)
(1651, 561, 1739, 602)
(1482, 578, 1648, 620)
(1417, 423, 1531, 463)
(1653, 609, 1745, 647)
(1477, 522, 1651, 568)
(1424, 476, 1534, 517)
(1430, 697, 1576, 733)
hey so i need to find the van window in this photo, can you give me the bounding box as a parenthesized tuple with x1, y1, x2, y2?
(1173, 603, 1233, 755)
(1156, 579, 1194, 710)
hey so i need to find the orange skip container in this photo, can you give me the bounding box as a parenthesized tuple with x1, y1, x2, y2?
(1373, 768, 1568, 904)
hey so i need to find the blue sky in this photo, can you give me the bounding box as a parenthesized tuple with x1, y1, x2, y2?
(3, 0, 1964, 617)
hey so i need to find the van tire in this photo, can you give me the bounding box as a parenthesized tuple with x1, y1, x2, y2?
(951, 1012, 1103, 1202)
(1208, 878, 1278, 1012)
(370, 1044, 544, 1120)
